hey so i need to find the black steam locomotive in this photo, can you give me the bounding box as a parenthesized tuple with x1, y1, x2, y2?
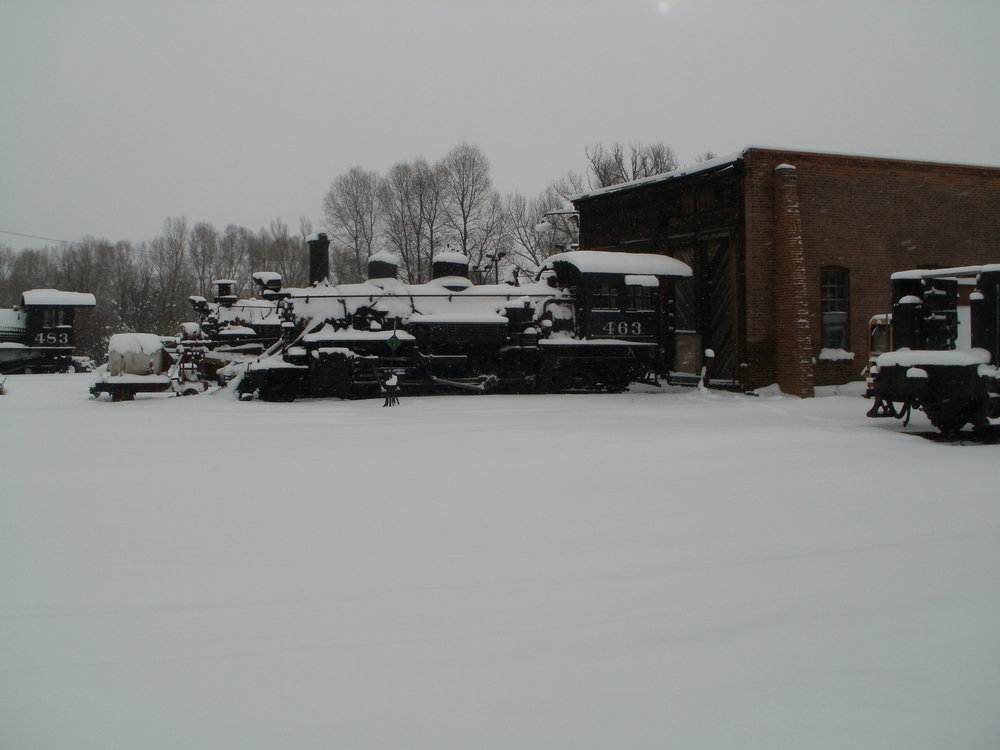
(867, 263, 1000, 433)
(214, 239, 691, 402)
(0, 289, 96, 374)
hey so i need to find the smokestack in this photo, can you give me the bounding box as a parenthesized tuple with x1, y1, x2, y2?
(307, 233, 330, 285)
(431, 250, 470, 280)
(367, 250, 400, 280)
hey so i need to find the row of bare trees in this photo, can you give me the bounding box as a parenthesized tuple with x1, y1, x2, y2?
(1, 141, 712, 358)
(0, 217, 314, 360)
(324, 143, 528, 284)
(323, 142, 716, 284)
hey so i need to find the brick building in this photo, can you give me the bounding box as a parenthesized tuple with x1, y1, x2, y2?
(571, 147, 1000, 396)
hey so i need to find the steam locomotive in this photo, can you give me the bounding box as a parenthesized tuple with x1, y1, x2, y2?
(867, 263, 1000, 433)
(0, 289, 96, 374)
(191, 236, 692, 401)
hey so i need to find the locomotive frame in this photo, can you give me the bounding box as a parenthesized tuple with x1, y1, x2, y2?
(867, 263, 1000, 433)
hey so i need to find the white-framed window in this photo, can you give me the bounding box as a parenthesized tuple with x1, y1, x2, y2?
(821, 267, 849, 349)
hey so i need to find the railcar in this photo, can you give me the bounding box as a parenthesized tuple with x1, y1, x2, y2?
(89, 333, 213, 401)
(867, 263, 1000, 433)
(231, 248, 692, 401)
(0, 289, 96, 374)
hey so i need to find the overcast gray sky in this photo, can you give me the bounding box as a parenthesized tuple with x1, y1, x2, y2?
(2, 0, 998, 251)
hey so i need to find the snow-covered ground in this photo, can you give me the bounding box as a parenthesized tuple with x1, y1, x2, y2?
(2, 374, 998, 750)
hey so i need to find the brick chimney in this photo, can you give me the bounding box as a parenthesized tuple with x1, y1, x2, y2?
(773, 164, 814, 397)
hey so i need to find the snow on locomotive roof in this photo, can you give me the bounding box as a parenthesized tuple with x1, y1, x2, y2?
(409, 312, 508, 324)
(20, 289, 97, 307)
(876, 348, 993, 368)
(625, 275, 659, 287)
(542, 251, 692, 277)
(891, 263, 1000, 280)
(252, 271, 282, 284)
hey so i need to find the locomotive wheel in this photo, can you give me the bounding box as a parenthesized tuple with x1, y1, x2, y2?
(259, 379, 298, 402)
(602, 371, 630, 393)
(925, 400, 977, 434)
(988, 396, 1000, 420)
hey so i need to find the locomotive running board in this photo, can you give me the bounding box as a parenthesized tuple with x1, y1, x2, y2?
(428, 374, 499, 393)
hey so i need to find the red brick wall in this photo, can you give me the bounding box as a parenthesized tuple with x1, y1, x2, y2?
(743, 148, 1000, 391)
(575, 149, 1000, 394)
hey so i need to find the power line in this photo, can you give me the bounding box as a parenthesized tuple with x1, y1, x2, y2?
(0, 228, 85, 247)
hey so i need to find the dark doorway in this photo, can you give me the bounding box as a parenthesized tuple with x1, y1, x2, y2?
(670, 233, 736, 382)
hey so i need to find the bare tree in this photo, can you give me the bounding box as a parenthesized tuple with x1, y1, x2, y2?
(441, 143, 493, 257)
(414, 159, 446, 269)
(188, 222, 220, 296)
(585, 142, 678, 188)
(148, 217, 193, 330)
(112, 240, 160, 335)
(0, 245, 13, 296)
(264, 218, 308, 287)
(322, 166, 380, 282)
(298, 216, 313, 244)
(379, 162, 423, 283)
(466, 191, 511, 281)
(506, 176, 581, 271)
(218, 224, 253, 292)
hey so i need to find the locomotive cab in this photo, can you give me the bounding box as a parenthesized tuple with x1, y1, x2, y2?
(1, 289, 96, 373)
(540, 251, 691, 369)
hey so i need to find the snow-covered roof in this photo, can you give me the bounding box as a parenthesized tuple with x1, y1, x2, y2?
(570, 152, 742, 201)
(252, 272, 282, 284)
(20, 289, 96, 307)
(876, 348, 992, 368)
(541, 251, 692, 277)
(891, 264, 1000, 280)
(625, 275, 659, 287)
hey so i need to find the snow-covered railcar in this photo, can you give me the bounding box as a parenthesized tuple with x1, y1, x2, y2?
(0, 289, 96, 374)
(89, 332, 213, 401)
(230, 247, 692, 401)
(867, 263, 1000, 433)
